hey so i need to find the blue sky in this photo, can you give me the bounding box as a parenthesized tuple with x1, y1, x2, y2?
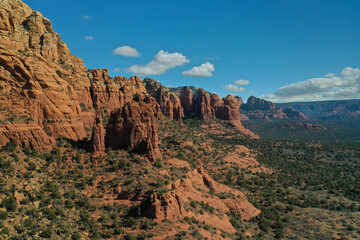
(23, 0, 360, 102)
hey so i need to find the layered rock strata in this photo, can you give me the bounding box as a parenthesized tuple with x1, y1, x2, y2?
(105, 97, 162, 161)
(143, 78, 184, 123)
(0, 0, 92, 149)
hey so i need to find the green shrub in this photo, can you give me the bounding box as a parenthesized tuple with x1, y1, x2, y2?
(0, 211, 7, 220)
(56, 70, 62, 77)
(123, 233, 136, 240)
(39, 227, 52, 238)
(1, 196, 17, 212)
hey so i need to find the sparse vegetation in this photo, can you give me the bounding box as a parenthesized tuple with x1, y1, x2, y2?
(0, 115, 358, 239)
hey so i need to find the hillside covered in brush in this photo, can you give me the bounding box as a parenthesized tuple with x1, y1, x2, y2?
(0, 0, 359, 239)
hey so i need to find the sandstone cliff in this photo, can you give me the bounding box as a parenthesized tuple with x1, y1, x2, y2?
(105, 97, 162, 161)
(241, 96, 288, 120)
(0, 0, 92, 150)
(194, 88, 216, 120)
(89, 68, 147, 112)
(143, 78, 184, 123)
(210, 94, 259, 138)
(179, 86, 195, 112)
(0, 0, 258, 157)
(283, 107, 309, 120)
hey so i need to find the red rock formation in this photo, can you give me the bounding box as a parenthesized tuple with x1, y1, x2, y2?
(144, 192, 185, 220)
(242, 96, 287, 120)
(194, 88, 215, 120)
(91, 109, 105, 152)
(209, 94, 259, 138)
(169, 92, 184, 122)
(179, 86, 194, 112)
(143, 78, 184, 123)
(89, 69, 148, 113)
(0, 123, 55, 151)
(283, 108, 309, 120)
(245, 96, 275, 110)
(105, 98, 161, 161)
(210, 93, 224, 117)
(0, 0, 92, 149)
(142, 167, 260, 232)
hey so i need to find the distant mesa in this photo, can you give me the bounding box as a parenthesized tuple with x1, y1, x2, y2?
(240, 96, 308, 120)
(277, 99, 360, 120)
(283, 107, 309, 120)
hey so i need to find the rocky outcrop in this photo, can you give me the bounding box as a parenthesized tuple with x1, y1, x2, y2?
(0, 0, 93, 150)
(179, 86, 195, 112)
(244, 96, 275, 110)
(89, 69, 147, 112)
(241, 96, 310, 120)
(241, 96, 287, 120)
(91, 109, 105, 152)
(210, 93, 224, 117)
(0, 123, 55, 151)
(143, 78, 184, 123)
(105, 97, 161, 161)
(283, 108, 309, 120)
(144, 192, 185, 221)
(142, 167, 260, 232)
(194, 88, 216, 120)
(222, 95, 243, 120)
(209, 94, 259, 138)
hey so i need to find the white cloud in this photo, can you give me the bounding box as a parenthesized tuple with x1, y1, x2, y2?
(263, 67, 360, 102)
(325, 73, 335, 77)
(83, 15, 92, 20)
(128, 50, 189, 76)
(112, 68, 121, 72)
(223, 79, 250, 92)
(113, 46, 140, 57)
(234, 79, 250, 86)
(224, 84, 246, 92)
(84, 36, 94, 41)
(341, 67, 360, 76)
(182, 62, 214, 77)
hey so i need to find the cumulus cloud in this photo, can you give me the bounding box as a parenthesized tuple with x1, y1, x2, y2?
(84, 36, 94, 41)
(325, 73, 335, 77)
(234, 79, 250, 86)
(113, 46, 140, 57)
(128, 50, 189, 76)
(224, 84, 246, 92)
(223, 79, 250, 92)
(263, 67, 360, 102)
(182, 62, 214, 77)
